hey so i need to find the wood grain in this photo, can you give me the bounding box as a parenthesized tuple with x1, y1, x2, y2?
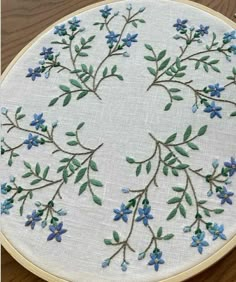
(1, 0, 236, 281)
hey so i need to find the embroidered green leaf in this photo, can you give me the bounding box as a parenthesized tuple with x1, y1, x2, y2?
(167, 158, 177, 165)
(24, 161, 31, 169)
(60, 158, 71, 163)
(126, 157, 135, 164)
(175, 164, 189, 170)
(16, 107, 22, 114)
(70, 79, 82, 88)
(116, 75, 124, 81)
(183, 125, 192, 141)
(211, 66, 220, 73)
(72, 159, 80, 167)
(179, 204, 186, 218)
(77, 91, 88, 100)
(165, 133, 177, 144)
(113, 231, 120, 243)
(16, 114, 26, 120)
(136, 164, 142, 176)
(166, 208, 177, 220)
(230, 111, 236, 117)
(185, 193, 192, 206)
(79, 182, 88, 195)
(158, 57, 171, 71)
(132, 21, 138, 28)
(147, 67, 157, 76)
(195, 61, 200, 70)
(174, 146, 189, 157)
(90, 179, 103, 187)
(204, 209, 211, 217)
(214, 209, 224, 214)
(175, 72, 185, 78)
(93, 194, 102, 206)
(111, 65, 117, 74)
(198, 125, 207, 136)
(90, 160, 98, 171)
(67, 141, 78, 146)
(66, 132, 76, 136)
(103, 67, 108, 77)
(169, 88, 180, 93)
(163, 234, 174, 240)
(172, 168, 179, 176)
(172, 187, 184, 192)
(157, 227, 163, 238)
(145, 44, 153, 51)
(79, 52, 88, 57)
(18, 195, 27, 201)
(48, 97, 59, 107)
(30, 179, 42, 185)
(63, 93, 72, 107)
(167, 197, 181, 204)
(43, 166, 50, 179)
(176, 57, 181, 69)
(146, 161, 151, 174)
(62, 169, 68, 183)
(19, 206, 24, 216)
(187, 142, 199, 150)
(164, 103, 172, 111)
(57, 166, 66, 173)
(157, 50, 166, 61)
(144, 56, 156, 61)
(172, 95, 183, 101)
(22, 172, 33, 178)
(198, 200, 207, 205)
(35, 163, 41, 176)
(74, 168, 87, 184)
(77, 122, 85, 130)
(60, 85, 70, 92)
(163, 166, 168, 176)
(164, 152, 173, 161)
(104, 239, 112, 245)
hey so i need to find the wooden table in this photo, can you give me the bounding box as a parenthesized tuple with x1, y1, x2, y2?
(1, 0, 236, 281)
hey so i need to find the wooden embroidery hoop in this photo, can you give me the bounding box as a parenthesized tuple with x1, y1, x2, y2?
(1, 0, 236, 281)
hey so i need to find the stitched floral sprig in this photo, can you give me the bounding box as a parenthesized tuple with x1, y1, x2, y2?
(144, 21, 236, 117)
(102, 125, 235, 271)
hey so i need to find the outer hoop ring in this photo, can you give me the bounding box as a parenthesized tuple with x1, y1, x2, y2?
(1, 0, 235, 281)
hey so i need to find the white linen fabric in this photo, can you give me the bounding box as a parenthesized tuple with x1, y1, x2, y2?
(1, 0, 236, 281)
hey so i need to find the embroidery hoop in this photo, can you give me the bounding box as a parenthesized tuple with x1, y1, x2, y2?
(1, 0, 235, 281)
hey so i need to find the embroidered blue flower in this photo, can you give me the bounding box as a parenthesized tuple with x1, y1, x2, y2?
(1, 200, 13, 215)
(173, 19, 188, 31)
(105, 31, 120, 47)
(204, 102, 222, 119)
(23, 133, 39, 149)
(224, 157, 236, 176)
(54, 24, 67, 36)
(25, 210, 42, 230)
(191, 232, 209, 254)
(1, 183, 7, 194)
(196, 25, 209, 36)
(68, 17, 81, 31)
(223, 30, 236, 43)
(122, 33, 138, 47)
(148, 251, 165, 271)
(208, 83, 225, 97)
(100, 5, 112, 18)
(113, 203, 132, 222)
(40, 47, 53, 60)
(47, 222, 67, 242)
(30, 113, 45, 130)
(209, 224, 227, 240)
(229, 45, 236, 55)
(26, 67, 41, 81)
(136, 206, 153, 226)
(217, 186, 234, 205)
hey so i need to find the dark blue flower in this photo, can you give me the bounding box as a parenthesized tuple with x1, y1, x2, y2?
(229, 45, 236, 55)
(196, 25, 209, 36)
(217, 186, 234, 205)
(224, 157, 236, 176)
(136, 206, 153, 226)
(122, 33, 138, 47)
(30, 113, 45, 130)
(40, 47, 54, 60)
(105, 31, 120, 47)
(209, 224, 227, 240)
(100, 5, 112, 18)
(223, 30, 236, 43)
(148, 251, 165, 271)
(1, 183, 7, 195)
(208, 83, 225, 97)
(26, 67, 41, 81)
(23, 133, 39, 149)
(68, 17, 80, 31)
(25, 210, 42, 230)
(191, 232, 209, 254)
(1, 200, 13, 215)
(204, 101, 222, 119)
(54, 24, 67, 36)
(173, 19, 188, 31)
(47, 222, 67, 242)
(113, 203, 132, 222)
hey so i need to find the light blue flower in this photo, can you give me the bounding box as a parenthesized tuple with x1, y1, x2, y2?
(25, 210, 42, 230)
(23, 133, 39, 150)
(196, 25, 209, 36)
(1, 200, 13, 215)
(40, 47, 53, 60)
(191, 232, 209, 254)
(224, 157, 236, 176)
(54, 24, 67, 36)
(30, 113, 45, 130)
(209, 224, 227, 240)
(204, 101, 222, 119)
(208, 83, 225, 97)
(113, 203, 132, 222)
(68, 17, 80, 31)
(136, 206, 153, 226)
(217, 186, 234, 205)
(105, 31, 120, 47)
(148, 251, 165, 271)
(173, 19, 188, 31)
(122, 33, 138, 47)
(26, 67, 41, 81)
(100, 5, 112, 18)
(47, 222, 67, 242)
(223, 30, 236, 43)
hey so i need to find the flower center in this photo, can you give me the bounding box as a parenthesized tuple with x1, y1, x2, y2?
(196, 240, 201, 244)
(154, 258, 159, 264)
(224, 194, 228, 198)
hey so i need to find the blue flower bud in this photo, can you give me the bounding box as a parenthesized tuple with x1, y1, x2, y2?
(57, 209, 67, 216)
(9, 176, 15, 183)
(41, 220, 47, 228)
(173, 34, 180, 40)
(1, 107, 8, 115)
(102, 259, 110, 268)
(207, 190, 213, 197)
(123, 52, 130, 57)
(126, 4, 132, 11)
(121, 261, 127, 272)
(52, 120, 58, 128)
(138, 252, 146, 260)
(114, 11, 119, 16)
(183, 226, 191, 233)
(139, 7, 146, 13)
(225, 178, 232, 185)
(45, 71, 50, 79)
(212, 159, 219, 169)
(35, 201, 41, 207)
(121, 187, 130, 193)
(192, 104, 198, 113)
